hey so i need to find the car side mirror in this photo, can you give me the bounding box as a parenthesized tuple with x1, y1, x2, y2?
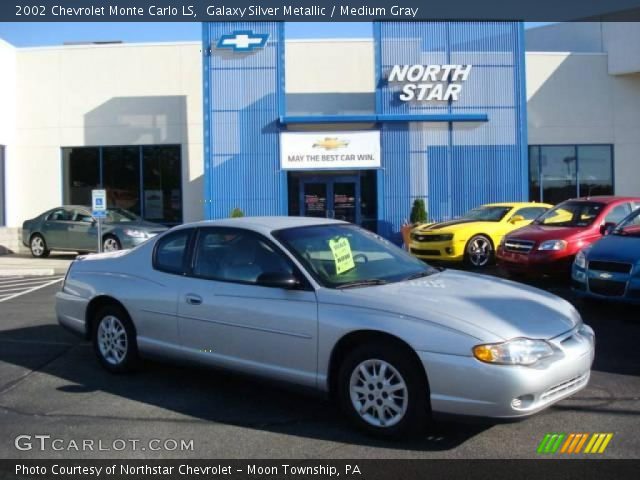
(256, 272, 301, 289)
(510, 215, 525, 224)
(600, 222, 616, 236)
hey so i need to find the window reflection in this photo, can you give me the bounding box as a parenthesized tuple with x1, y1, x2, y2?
(62, 147, 100, 206)
(62, 145, 182, 224)
(103, 146, 140, 215)
(529, 145, 613, 204)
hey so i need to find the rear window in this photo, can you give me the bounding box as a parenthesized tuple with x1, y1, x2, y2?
(153, 229, 192, 275)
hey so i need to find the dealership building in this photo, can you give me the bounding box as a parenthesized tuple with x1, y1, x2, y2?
(0, 21, 639, 250)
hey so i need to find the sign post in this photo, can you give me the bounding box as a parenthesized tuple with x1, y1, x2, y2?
(91, 189, 107, 253)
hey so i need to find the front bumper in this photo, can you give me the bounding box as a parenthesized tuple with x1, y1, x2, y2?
(497, 248, 574, 276)
(573, 264, 640, 304)
(419, 325, 595, 418)
(410, 239, 465, 262)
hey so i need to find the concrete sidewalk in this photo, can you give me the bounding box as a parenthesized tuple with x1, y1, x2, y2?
(0, 253, 75, 276)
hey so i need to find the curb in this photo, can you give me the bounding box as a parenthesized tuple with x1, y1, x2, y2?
(0, 268, 60, 276)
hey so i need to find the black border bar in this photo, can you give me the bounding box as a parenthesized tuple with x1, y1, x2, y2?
(2, 1, 640, 22)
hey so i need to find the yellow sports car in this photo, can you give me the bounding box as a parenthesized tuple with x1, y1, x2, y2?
(409, 202, 553, 268)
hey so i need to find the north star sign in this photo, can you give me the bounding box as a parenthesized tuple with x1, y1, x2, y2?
(387, 64, 473, 102)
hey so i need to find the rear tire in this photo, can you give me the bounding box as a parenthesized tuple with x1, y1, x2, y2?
(30, 234, 50, 258)
(92, 304, 138, 373)
(337, 342, 430, 438)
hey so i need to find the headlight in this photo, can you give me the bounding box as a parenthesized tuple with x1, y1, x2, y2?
(538, 239, 567, 251)
(574, 250, 587, 269)
(473, 338, 554, 366)
(123, 229, 147, 238)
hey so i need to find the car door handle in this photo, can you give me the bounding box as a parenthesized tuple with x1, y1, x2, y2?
(185, 294, 202, 306)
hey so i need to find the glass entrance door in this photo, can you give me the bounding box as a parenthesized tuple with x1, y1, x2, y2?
(300, 176, 361, 224)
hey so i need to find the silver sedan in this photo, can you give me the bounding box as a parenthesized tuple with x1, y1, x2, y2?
(56, 217, 595, 437)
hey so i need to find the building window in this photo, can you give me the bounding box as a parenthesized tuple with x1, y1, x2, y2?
(62, 145, 182, 225)
(529, 145, 613, 204)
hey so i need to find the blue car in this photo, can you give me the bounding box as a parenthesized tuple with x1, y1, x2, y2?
(572, 207, 640, 303)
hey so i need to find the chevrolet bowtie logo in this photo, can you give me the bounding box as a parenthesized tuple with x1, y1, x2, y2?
(312, 138, 350, 150)
(599, 272, 613, 279)
(217, 30, 269, 52)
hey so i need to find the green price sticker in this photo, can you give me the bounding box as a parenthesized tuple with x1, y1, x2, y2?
(329, 237, 356, 275)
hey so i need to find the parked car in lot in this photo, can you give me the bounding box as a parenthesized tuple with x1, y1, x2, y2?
(573, 207, 640, 303)
(409, 202, 551, 268)
(22, 206, 168, 257)
(497, 196, 640, 277)
(56, 217, 594, 437)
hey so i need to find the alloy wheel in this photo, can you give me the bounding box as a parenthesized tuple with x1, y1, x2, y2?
(468, 236, 492, 267)
(349, 359, 408, 428)
(31, 236, 44, 256)
(97, 315, 128, 365)
(103, 237, 120, 252)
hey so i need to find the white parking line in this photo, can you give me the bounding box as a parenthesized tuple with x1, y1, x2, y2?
(0, 276, 26, 283)
(0, 278, 62, 288)
(0, 277, 64, 303)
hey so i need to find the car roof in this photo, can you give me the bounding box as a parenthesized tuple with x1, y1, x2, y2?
(482, 202, 551, 208)
(570, 196, 640, 204)
(174, 216, 348, 233)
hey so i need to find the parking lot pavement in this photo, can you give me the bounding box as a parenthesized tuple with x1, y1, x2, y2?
(0, 278, 638, 459)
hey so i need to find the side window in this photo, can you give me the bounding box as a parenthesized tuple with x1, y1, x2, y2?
(72, 209, 93, 223)
(154, 229, 191, 275)
(513, 207, 547, 221)
(604, 203, 631, 225)
(193, 228, 294, 285)
(46, 208, 72, 221)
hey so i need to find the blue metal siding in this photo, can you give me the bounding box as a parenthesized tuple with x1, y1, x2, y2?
(202, 22, 285, 219)
(375, 21, 527, 240)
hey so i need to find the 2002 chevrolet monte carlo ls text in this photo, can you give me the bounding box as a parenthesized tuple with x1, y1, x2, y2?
(56, 217, 595, 437)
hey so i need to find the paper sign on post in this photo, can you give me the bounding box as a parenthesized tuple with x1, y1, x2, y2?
(329, 237, 355, 275)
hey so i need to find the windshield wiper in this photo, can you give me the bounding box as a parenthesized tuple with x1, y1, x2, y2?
(403, 270, 437, 281)
(336, 279, 389, 289)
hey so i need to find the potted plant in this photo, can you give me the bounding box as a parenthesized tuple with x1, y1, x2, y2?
(401, 199, 428, 250)
(230, 207, 244, 218)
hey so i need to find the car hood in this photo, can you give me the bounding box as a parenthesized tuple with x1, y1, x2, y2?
(506, 223, 587, 241)
(588, 235, 640, 263)
(414, 218, 492, 234)
(319, 269, 580, 341)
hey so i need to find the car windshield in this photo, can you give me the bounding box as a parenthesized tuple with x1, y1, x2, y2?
(533, 202, 604, 227)
(105, 208, 139, 223)
(461, 206, 512, 222)
(274, 224, 439, 288)
(613, 208, 640, 237)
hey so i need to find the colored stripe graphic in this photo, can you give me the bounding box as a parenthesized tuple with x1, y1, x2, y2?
(537, 433, 565, 454)
(538, 433, 614, 454)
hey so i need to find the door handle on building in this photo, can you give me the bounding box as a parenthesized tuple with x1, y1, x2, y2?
(185, 294, 203, 305)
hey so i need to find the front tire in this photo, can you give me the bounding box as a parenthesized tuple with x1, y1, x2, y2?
(337, 342, 429, 438)
(30, 234, 50, 258)
(102, 235, 121, 252)
(92, 305, 138, 373)
(464, 234, 493, 268)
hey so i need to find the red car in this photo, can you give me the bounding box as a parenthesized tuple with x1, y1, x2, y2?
(497, 196, 640, 277)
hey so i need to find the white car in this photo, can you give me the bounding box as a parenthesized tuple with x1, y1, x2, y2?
(56, 217, 595, 437)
